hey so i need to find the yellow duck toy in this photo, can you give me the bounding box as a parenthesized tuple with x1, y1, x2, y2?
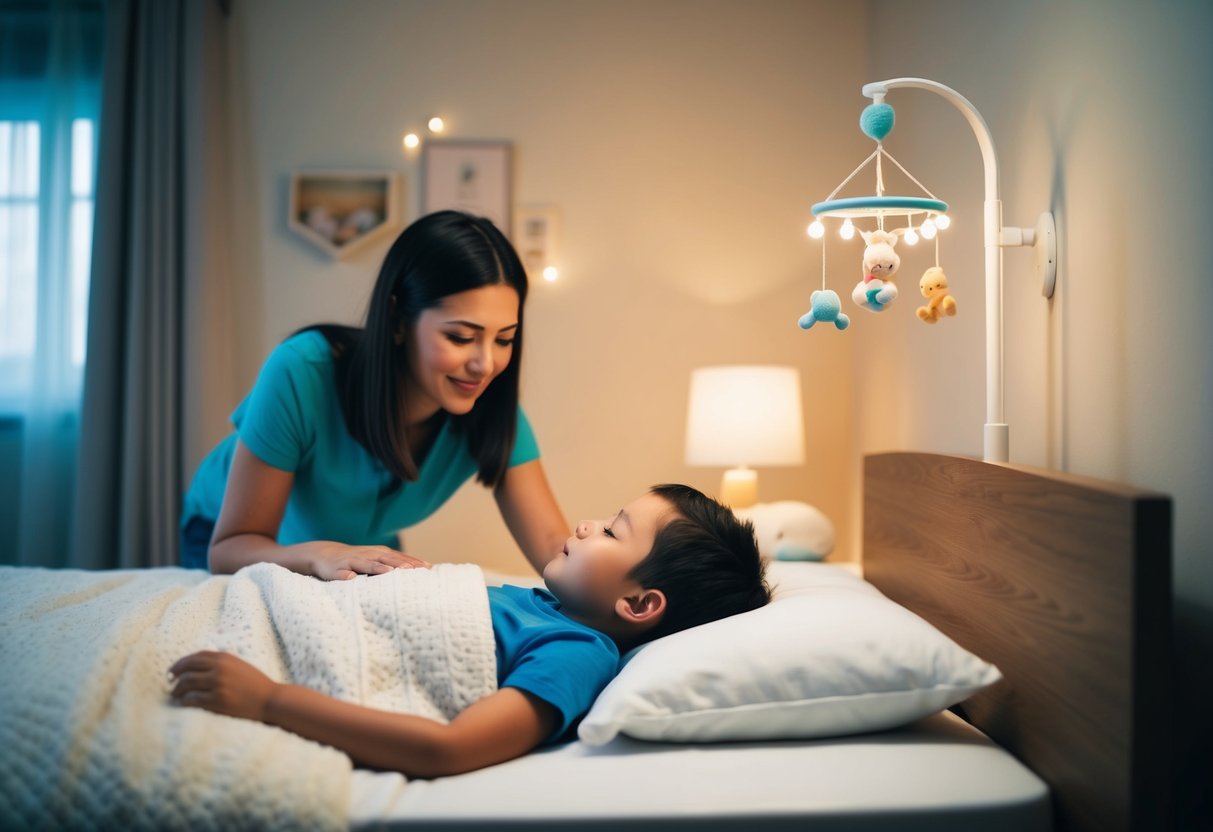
(916, 266, 957, 324)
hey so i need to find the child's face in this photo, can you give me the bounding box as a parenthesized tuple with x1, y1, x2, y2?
(543, 492, 673, 622)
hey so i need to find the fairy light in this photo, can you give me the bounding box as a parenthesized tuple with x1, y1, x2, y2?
(934, 213, 951, 230)
(840, 218, 856, 240)
(904, 225, 919, 245)
(921, 218, 938, 239)
(402, 133, 420, 150)
(808, 219, 825, 239)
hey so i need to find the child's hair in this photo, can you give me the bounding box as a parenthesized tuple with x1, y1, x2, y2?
(628, 484, 770, 642)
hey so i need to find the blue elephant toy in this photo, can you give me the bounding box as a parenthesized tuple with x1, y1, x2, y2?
(798, 289, 850, 331)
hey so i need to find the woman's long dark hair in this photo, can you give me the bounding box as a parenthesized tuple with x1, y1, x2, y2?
(304, 210, 528, 487)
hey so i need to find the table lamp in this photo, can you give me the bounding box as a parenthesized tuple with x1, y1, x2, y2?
(684, 365, 806, 508)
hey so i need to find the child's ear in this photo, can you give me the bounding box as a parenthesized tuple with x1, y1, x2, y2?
(615, 589, 667, 626)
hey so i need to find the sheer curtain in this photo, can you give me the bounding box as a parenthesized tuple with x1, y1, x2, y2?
(0, 1, 103, 566)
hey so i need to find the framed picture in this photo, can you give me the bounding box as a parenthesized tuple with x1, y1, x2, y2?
(514, 204, 560, 281)
(289, 170, 401, 260)
(422, 141, 512, 233)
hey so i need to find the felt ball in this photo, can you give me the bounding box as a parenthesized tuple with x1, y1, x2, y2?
(860, 103, 895, 141)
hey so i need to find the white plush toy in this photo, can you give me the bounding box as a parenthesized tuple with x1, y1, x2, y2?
(733, 501, 836, 562)
(851, 228, 901, 312)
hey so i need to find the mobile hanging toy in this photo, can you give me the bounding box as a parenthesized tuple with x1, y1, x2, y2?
(916, 266, 957, 323)
(800, 89, 957, 329)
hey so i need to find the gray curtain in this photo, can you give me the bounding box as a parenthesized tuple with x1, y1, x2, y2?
(70, 0, 230, 569)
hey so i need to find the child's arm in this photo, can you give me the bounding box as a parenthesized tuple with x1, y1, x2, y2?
(169, 651, 557, 778)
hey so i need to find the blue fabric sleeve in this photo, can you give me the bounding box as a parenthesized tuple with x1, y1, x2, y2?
(503, 637, 618, 741)
(488, 587, 619, 743)
(236, 337, 322, 472)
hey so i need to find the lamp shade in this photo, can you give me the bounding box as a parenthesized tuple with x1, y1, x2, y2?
(685, 366, 806, 467)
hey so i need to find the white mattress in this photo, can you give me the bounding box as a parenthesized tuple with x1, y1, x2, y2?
(348, 562, 1049, 830)
(350, 698, 1048, 832)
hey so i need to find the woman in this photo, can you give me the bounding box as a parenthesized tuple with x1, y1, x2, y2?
(181, 210, 568, 579)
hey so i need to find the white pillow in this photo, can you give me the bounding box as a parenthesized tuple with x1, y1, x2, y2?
(578, 562, 1001, 746)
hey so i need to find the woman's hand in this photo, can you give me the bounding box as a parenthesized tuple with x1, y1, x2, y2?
(169, 651, 278, 722)
(307, 542, 431, 581)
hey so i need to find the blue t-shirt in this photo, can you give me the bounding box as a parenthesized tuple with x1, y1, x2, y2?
(488, 585, 620, 742)
(182, 330, 540, 548)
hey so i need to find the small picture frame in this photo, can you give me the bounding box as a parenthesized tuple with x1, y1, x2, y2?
(514, 204, 560, 281)
(422, 140, 512, 234)
(289, 170, 401, 259)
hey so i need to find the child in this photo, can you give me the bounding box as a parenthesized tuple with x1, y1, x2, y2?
(169, 483, 768, 777)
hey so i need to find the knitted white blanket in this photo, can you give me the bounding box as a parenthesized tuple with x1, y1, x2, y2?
(0, 562, 496, 831)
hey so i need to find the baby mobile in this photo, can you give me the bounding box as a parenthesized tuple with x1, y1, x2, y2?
(798, 92, 957, 331)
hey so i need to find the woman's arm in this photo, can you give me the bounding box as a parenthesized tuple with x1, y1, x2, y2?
(208, 440, 427, 579)
(169, 651, 556, 778)
(494, 459, 570, 575)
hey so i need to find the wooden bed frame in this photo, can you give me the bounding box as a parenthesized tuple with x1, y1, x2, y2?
(862, 452, 1172, 832)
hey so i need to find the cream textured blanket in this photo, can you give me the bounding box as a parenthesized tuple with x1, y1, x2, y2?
(0, 562, 496, 831)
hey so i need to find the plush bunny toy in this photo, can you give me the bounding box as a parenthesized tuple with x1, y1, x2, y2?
(852, 228, 901, 312)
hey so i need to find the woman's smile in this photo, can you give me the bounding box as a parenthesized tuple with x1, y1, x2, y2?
(448, 377, 482, 395)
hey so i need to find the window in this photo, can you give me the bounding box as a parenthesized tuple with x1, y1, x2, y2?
(0, 3, 103, 412)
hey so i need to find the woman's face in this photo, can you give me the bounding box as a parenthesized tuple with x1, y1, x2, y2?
(403, 284, 520, 423)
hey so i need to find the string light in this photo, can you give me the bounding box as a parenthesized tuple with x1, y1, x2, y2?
(402, 133, 420, 150)
(808, 220, 825, 239)
(934, 213, 951, 230)
(921, 218, 938, 239)
(840, 218, 856, 240)
(427, 116, 445, 133)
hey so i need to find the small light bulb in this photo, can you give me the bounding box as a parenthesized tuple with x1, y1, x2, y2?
(807, 220, 825, 239)
(542, 266, 559, 283)
(934, 213, 951, 230)
(921, 219, 937, 239)
(428, 117, 445, 133)
(904, 227, 919, 245)
(840, 218, 855, 240)
(403, 133, 420, 150)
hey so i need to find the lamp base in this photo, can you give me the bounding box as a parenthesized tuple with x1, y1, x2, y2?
(719, 468, 758, 509)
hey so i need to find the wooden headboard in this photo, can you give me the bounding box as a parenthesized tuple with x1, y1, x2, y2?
(862, 452, 1171, 832)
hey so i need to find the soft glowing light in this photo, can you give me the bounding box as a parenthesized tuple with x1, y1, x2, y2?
(840, 218, 855, 240)
(807, 220, 825, 239)
(934, 213, 951, 230)
(685, 366, 806, 508)
(904, 226, 919, 245)
(427, 117, 445, 133)
(542, 266, 559, 282)
(921, 219, 937, 239)
(403, 133, 420, 150)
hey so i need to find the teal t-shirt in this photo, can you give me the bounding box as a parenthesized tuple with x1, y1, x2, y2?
(488, 585, 620, 742)
(182, 330, 540, 548)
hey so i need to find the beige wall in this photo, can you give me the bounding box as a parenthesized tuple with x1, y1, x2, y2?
(862, 0, 1211, 816)
(212, 0, 868, 573)
(205, 0, 1207, 814)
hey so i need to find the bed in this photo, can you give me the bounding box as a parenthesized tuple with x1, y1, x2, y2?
(0, 452, 1171, 831)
